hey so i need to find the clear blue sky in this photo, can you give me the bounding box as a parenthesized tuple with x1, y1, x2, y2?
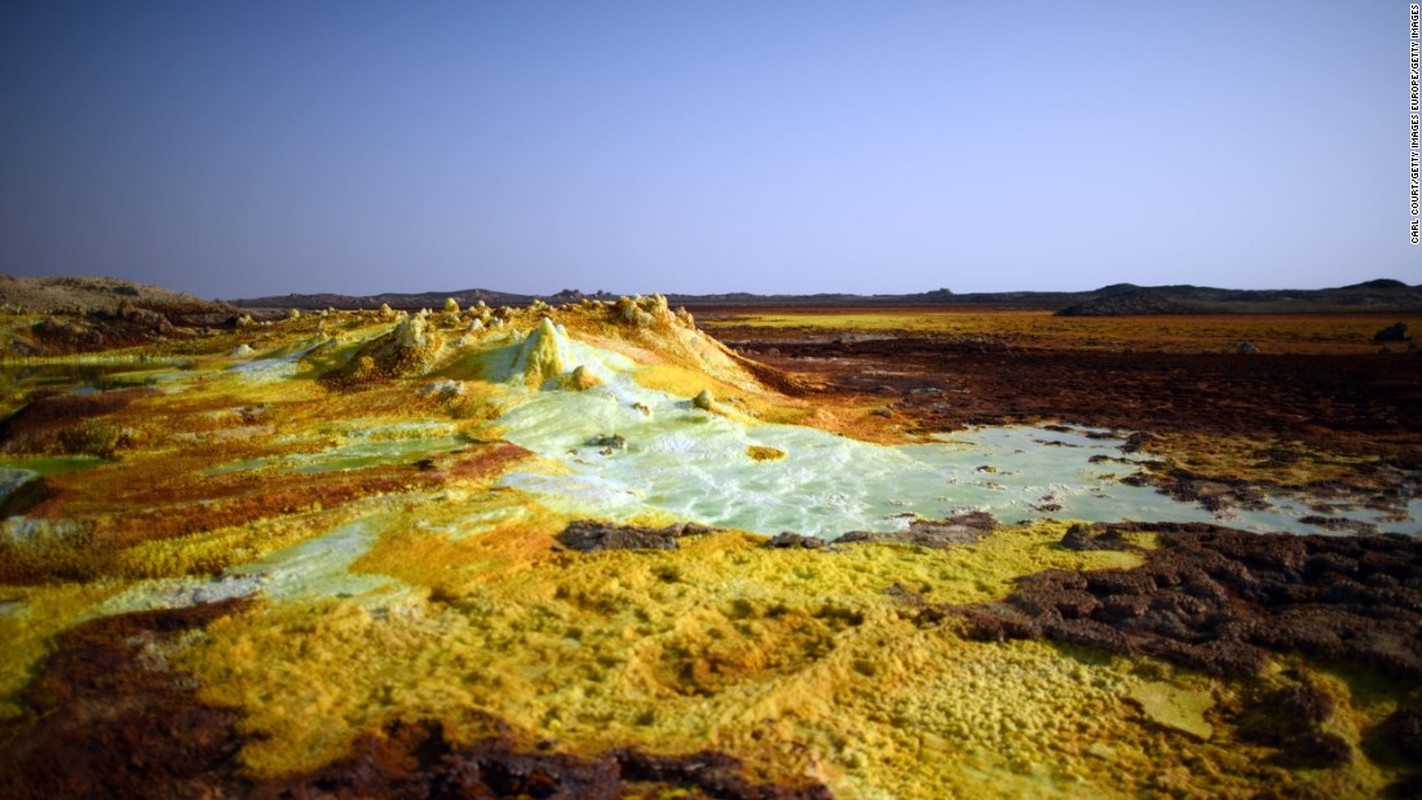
(0, 1, 1412, 298)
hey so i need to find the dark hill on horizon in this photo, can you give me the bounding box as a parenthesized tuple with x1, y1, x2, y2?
(230, 279, 1422, 315)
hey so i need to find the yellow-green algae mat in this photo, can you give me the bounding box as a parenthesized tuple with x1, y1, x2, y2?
(0, 301, 1411, 798)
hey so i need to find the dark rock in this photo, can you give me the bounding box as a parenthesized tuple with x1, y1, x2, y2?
(1121, 431, 1153, 453)
(953, 602, 1038, 641)
(833, 511, 996, 549)
(557, 520, 716, 552)
(255, 718, 833, 799)
(612, 748, 831, 799)
(1093, 593, 1153, 623)
(1282, 730, 1352, 768)
(1061, 523, 1134, 551)
(1389, 771, 1422, 799)
(1040, 616, 1132, 652)
(258, 718, 832, 799)
(883, 583, 957, 626)
(1307, 550, 1360, 577)
(1236, 341, 1259, 354)
(1374, 322, 1409, 342)
(1084, 570, 1156, 594)
(951, 524, 1422, 680)
(0, 470, 48, 517)
(32, 317, 94, 345)
(765, 532, 825, 549)
(1241, 677, 1340, 752)
(1049, 590, 1100, 619)
(1300, 515, 1379, 535)
(1275, 682, 1335, 725)
(589, 433, 626, 450)
(1384, 708, 1422, 761)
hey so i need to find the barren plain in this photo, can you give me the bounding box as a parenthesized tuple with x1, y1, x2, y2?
(0, 292, 1419, 798)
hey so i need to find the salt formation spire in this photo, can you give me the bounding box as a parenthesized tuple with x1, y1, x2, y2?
(514, 316, 574, 388)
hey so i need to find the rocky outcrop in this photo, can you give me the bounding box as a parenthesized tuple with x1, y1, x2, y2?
(764, 532, 825, 549)
(833, 511, 996, 548)
(557, 520, 717, 552)
(1374, 322, 1409, 342)
(951, 523, 1422, 680)
(1383, 707, 1422, 760)
(1059, 523, 1134, 551)
(1235, 675, 1353, 768)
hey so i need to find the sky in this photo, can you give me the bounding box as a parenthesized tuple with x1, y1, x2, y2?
(0, 1, 1413, 299)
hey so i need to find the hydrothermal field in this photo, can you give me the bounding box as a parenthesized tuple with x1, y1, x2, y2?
(1, 297, 1419, 798)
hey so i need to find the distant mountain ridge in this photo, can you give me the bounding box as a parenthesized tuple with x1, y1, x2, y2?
(231, 279, 1422, 314)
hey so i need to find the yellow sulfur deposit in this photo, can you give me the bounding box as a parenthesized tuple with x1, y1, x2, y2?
(746, 445, 786, 461)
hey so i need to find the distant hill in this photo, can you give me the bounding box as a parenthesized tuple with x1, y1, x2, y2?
(0, 273, 238, 319)
(1056, 279, 1422, 315)
(232, 278, 1422, 315)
